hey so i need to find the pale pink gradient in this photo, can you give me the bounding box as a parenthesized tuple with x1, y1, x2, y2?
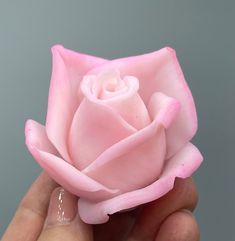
(25, 45, 203, 224)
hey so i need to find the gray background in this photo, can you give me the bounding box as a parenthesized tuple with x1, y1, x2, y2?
(0, 1, 234, 240)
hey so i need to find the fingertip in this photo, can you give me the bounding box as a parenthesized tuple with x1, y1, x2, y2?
(45, 187, 77, 227)
(38, 188, 92, 241)
(38, 215, 92, 241)
(173, 177, 199, 211)
(155, 210, 200, 241)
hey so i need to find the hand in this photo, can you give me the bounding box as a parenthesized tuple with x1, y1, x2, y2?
(1, 172, 199, 241)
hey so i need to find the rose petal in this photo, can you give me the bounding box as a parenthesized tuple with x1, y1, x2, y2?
(147, 92, 181, 129)
(82, 93, 179, 192)
(25, 119, 119, 202)
(88, 47, 197, 158)
(25, 119, 58, 155)
(101, 84, 151, 130)
(78, 143, 203, 224)
(83, 125, 166, 192)
(69, 98, 136, 170)
(46, 45, 107, 163)
(93, 69, 126, 99)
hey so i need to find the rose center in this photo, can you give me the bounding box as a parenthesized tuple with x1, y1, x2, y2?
(81, 69, 139, 102)
(97, 69, 127, 100)
(80, 68, 152, 132)
(102, 77, 118, 92)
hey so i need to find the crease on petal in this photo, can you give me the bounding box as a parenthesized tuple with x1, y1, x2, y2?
(78, 143, 203, 224)
(46, 45, 108, 164)
(25, 119, 119, 202)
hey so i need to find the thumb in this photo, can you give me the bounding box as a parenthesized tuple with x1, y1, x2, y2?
(37, 187, 92, 241)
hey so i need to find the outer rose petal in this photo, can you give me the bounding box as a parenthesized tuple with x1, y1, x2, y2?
(88, 47, 197, 158)
(25, 119, 58, 156)
(82, 93, 179, 192)
(46, 45, 107, 164)
(25, 119, 119, 202)
(78, 143, 203, 224)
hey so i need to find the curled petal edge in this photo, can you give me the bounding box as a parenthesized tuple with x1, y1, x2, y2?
(25, 119, 119, 202)
(78, 142, 203, 224)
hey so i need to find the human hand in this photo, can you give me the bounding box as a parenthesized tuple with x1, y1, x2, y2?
(1, 172, 199, 241)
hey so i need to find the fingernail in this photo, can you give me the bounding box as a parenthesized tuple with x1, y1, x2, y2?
(182, 209, 193, 216)
(45, 187, 77, 226)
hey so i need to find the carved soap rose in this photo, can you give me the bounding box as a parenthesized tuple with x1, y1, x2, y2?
(25, 45, 203, 224)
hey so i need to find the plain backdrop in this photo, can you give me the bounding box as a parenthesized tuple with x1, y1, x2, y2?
(0, 1, 234, 240)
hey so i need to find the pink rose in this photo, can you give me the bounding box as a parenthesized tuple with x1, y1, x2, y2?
(25, 45, 203, 224)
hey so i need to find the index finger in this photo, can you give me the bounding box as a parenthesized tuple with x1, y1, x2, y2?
(1, 172, 58, 241)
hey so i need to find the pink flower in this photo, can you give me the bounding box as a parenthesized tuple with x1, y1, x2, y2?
(25, 45, 203, 224)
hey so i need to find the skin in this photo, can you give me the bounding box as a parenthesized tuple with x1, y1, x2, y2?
(1, 172, 199, 241)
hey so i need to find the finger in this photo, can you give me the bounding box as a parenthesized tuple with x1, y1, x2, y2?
(126, 177, 198, 241)
(155, 210, 200, 241)
(93, 208, 140, 241)
(1, 172, 58, 241)
(37, 187, 92, 241)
